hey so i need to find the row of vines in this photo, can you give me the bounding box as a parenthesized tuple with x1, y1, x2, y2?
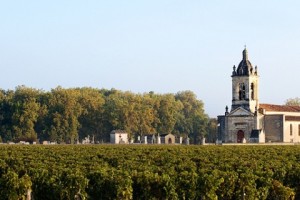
(0, 145, 300, 199)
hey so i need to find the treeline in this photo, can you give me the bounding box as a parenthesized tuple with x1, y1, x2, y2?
(0, 86, 216, 144)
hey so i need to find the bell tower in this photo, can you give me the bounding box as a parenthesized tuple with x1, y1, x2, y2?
(231, 48, 259, 113)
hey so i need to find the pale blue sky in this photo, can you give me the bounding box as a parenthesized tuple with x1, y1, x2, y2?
(1, 1, 300, 117)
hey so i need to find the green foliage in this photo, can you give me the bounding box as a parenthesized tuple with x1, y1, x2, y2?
(0, 86, 209, 143)
(88, 169, 132, 200)
(0, 169, 32, 200)
(268, 180, 295, 200)
(175, 91, 209, 144)
(206, 118, 218, 143)
(0, 145, 300, 199)
(78, 88, 106, 141)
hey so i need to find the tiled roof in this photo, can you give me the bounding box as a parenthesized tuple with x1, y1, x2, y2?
(259, 104, 300, 112)
(110, 130, 127, 134)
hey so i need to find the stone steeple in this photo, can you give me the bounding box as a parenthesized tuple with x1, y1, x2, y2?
(231, 48, 259, 113)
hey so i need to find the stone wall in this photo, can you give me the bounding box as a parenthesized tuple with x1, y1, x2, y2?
(284, 120, 300, 143)
(225, 115, 256, 143)
(264, 115, 283, 142)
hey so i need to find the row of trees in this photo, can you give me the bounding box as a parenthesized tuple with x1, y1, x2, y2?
(0, 86, 216, 144)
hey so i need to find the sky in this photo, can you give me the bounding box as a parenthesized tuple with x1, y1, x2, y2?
(1, 1, 300, 118)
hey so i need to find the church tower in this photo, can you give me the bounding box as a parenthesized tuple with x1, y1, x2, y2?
(231, 48, 259, 113)
(217, 47, 300, 144)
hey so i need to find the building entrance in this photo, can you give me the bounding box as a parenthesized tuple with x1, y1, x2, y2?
(237, 130, 244, 143)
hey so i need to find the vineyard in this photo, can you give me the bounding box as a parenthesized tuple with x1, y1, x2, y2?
(0, 145, 300, 199)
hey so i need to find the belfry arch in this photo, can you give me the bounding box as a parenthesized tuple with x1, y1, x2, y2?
(239, 83, 246, 100)
(251, 82, 255, 100)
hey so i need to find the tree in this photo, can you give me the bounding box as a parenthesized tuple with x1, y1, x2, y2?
(191, 114, 208, 144)
(10, 86, 42, 143)
(135, 94, 156, 136)
(78, 87, 105, 142)
(206, 118, 218, 143)
(102, 89, 127, 136)
(0, 89, 14, 142)
(46, 87, 83, 144)
(34, 92, 50, 142)
(102, 91, 156, 140)
(156, 94, 183, 134)
(175, 91, 209, 144)
(285, 97, 300, 106)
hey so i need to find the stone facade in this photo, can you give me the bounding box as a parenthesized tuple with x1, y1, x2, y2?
(264, 115, 283, 142)
(218, 48, 300, 143)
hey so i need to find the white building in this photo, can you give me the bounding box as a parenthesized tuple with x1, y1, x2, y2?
(110, 130, 129, 144)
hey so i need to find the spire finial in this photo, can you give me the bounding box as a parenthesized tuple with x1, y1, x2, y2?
(225, 106, 229, 115)
(242, 46, 248, 60)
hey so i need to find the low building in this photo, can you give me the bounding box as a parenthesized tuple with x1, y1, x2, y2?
(160, 133, 175, 144)
(258, 104, 300, 143)
(42, 141, 49, 145)
(110, 130, 129, 144)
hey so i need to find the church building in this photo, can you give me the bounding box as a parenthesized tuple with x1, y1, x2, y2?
(218, 48, 300, 143)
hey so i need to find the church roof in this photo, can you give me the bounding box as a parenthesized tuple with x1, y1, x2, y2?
(229, 106, 253, 116)
(259, 104, 300, 112)
(236, 48, 254, 76)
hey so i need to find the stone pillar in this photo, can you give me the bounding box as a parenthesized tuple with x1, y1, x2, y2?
(201, 137, 206, 145)
(259, 131, 265, 143)
(26, 189, 32, 200)
(179, 137, 182, 144)
(242, 138, 246, 143)
(186, 137, 190, 145)
(157, 135, 161, 144)
(137, 136, 141, 143)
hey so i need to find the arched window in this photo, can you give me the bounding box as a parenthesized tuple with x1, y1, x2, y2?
(239, 83, 246, 100)
(251, 83, 254, 100)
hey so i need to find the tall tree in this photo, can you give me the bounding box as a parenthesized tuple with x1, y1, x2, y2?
(102, 89, 127, 135)
(0, 89, 14, 142)
(135, 94, 156, 136)
(175, 91, 208, 144)
(206, 118, 218, 143)
(157, 94, 183, 134)
(78, 88, 105, 142)
(46, 87, 83, 144)
(34, 92, 50, 141)
(10, 86, 41, 142)
(285, 97, 300, 106)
